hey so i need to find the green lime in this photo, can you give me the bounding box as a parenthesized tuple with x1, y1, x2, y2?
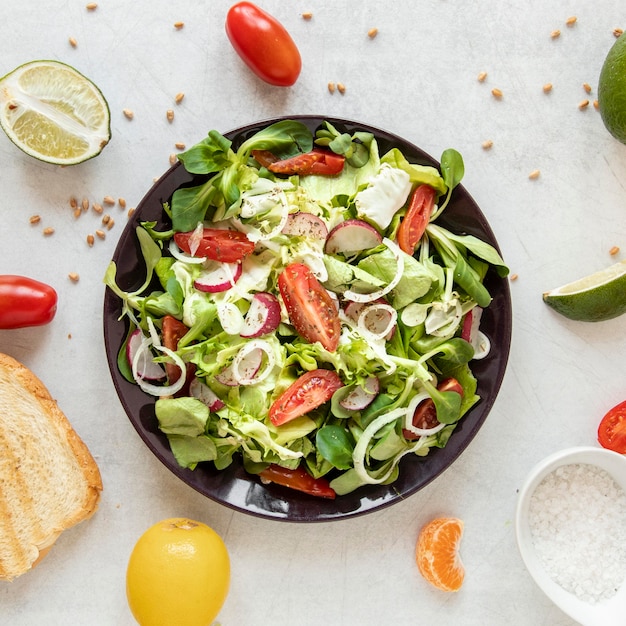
(0, 60, 110, 165)
(598, 34, 626, 144)
(543, 259, 626, 322)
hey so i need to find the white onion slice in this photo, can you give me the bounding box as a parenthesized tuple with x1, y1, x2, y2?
(188, 222, 204, 256)
(403, 391, 447, 437)
(357, 303, 397, 340)
(168, 239, 206, 264)
(218, 302, 245, 335)
(131, 334, 186, 397)
(228, 339, 276, 386)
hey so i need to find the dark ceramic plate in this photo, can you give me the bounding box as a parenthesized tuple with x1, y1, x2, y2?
(103, 116, 512, 522)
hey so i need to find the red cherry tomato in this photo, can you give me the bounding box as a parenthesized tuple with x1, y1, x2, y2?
(278, 263, 341, 351)
(269, 368, 344, 426)
(0, 275, 57, 329)
(225, 2, 302, 87)
(598, 400, 626, 453)
(257, 149, 345, 176)
(258, 464, 336, 499)
(397, 184, 436, 255)
(173, 228, 254, 263)
(161, 315, 196, 394)
(402, 378, 463, 440)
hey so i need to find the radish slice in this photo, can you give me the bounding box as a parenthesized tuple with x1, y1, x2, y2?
(215, 340, 276, 386)
(282, 212, 328, 239)
(190, 378, 225, 411)
(127, 329, 166, 380)
(241, 292, 281, 338)
(339, 376, 380, 411)
(343, 238, 405, 303)
(194, 261, 242, 293)
(461, 306, 490, 359)
(218, 302, 245, 335)
(324, 219, 382, 255)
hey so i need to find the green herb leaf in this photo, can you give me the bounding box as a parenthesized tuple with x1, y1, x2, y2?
(316, 425, 354, 469)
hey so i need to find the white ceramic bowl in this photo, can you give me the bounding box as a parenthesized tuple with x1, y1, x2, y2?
(515, 446, 626, 626)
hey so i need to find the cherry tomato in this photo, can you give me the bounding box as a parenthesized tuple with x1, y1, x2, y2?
(598, 400, 626, 453)
(259, 464, 336, 499)
(261, 149, 345, 176)
(269, 368, 343, 426)
(0, 275, 57, 329)
(173, 228, 254, 263)
(161, 315, 196, 395)
(278, 263, 341, 351)
(397, 184, 436, 255)
(225, 2, 302, 87)
(402, 378, 463, 440)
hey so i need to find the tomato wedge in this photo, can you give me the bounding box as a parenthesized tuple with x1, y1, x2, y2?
(278, 263, 341, 351)
(269, 368, 343, 426)
(0, 275, 57, 329)
(264, 149, 345, 176)
(161, 315, 196, 395)
(598, 400, 626, 453)
(402, 378, 463, 440)
(225, 2, 302, 87)
(259, 464, 336, 499)
(396, 184, 436, 255)
(173, 228, 254, 263)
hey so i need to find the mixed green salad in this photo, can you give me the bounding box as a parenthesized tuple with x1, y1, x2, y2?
(105, 119, 508, 498)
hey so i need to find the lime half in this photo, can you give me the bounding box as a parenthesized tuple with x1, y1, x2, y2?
(0, 60, 110, 165)
(598, 34, 626, 144)
(543, 259, 626, 322)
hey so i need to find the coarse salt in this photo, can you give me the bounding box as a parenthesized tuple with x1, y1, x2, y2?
(529, 463, 626, 604)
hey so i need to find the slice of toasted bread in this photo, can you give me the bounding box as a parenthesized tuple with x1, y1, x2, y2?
(0, 353, 102, 581)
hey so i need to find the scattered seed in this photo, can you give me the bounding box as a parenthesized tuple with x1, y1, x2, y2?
(102, 214, 111, 225)
(123, 108, 134, 120)
(174, 21, 184, 29)
(566, 16, 577, 27)
(169, 153, 177, 166)
(86, 2, 97, 10)
(510, 273, 519, 281)
(95, 229, 106, 240)
(610, 246, 620, 256)
(69, 37, 78, 48)
(43, 227, 55, 236)
(107, 218, 115, 230)
(166, 109, 174, 123)
(301, 12, 313, 20)
(491, 87, 503, 99)
(128, 208, 136, 219)
(92, 202, 103, 214)
(614, 28, 624, 38)
(81, 197, 90, 211)
(477, 71, 488, 82)
(583, 83, 592, 94)
(543, 83, 553, 94)
(593, 99, 599, 110)
(327, 81, 336, 94)
(103, 195, 115, 206)
(69, 196, 78, 210)
(579, 99, 590, 110)
(337, 82, 346, 95)
(482, 139, 494, 150)
(86, 233, 95, 247)
(118, 197, 127, 208)
(68, 272, 80, 282)
(29, 215, 41, 225)
(368, 27, 378, 39)
(175, 142, 186, 150)
(551, 29, 561, 39)
(175, 92, 185, 104)
(528, 169, 541, 180)
(73, 208, 82, 219)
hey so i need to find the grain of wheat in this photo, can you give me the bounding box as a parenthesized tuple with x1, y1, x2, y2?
(43, 227, 55, 236)
(368, 28, 378, 39)
(68, 272, 80, 282)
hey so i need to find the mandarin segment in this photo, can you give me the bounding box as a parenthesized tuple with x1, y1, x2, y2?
(416, 517, 465, 592)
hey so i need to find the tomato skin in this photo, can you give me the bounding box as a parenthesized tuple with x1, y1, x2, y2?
(598, 400, 626, 453)
(269, 368, 343, 426)
(267, 149, 345, 176)
(278, 263, 341, 351)
(161, 315, 196, 395)
(225, 2, 302, 87)
(397, 185, 436, 255)
(402, 378, 463, 440)
(259, 464, 336, 499)
(173, 229, 254, 263)
(0, 275, 57, 329)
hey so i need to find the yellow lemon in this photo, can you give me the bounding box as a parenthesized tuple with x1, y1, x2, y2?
(0, 60, 110, 165)
(126, 517, 230, 626)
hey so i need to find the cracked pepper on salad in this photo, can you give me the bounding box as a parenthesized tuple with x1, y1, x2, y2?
(105, 119, 509, 498)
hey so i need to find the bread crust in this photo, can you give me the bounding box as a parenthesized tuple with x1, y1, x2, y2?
(0, 352, 103, 581)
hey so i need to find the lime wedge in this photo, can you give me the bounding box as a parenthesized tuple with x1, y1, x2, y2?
(543, 259, 626, 322)
(0, 60, 110, 165)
